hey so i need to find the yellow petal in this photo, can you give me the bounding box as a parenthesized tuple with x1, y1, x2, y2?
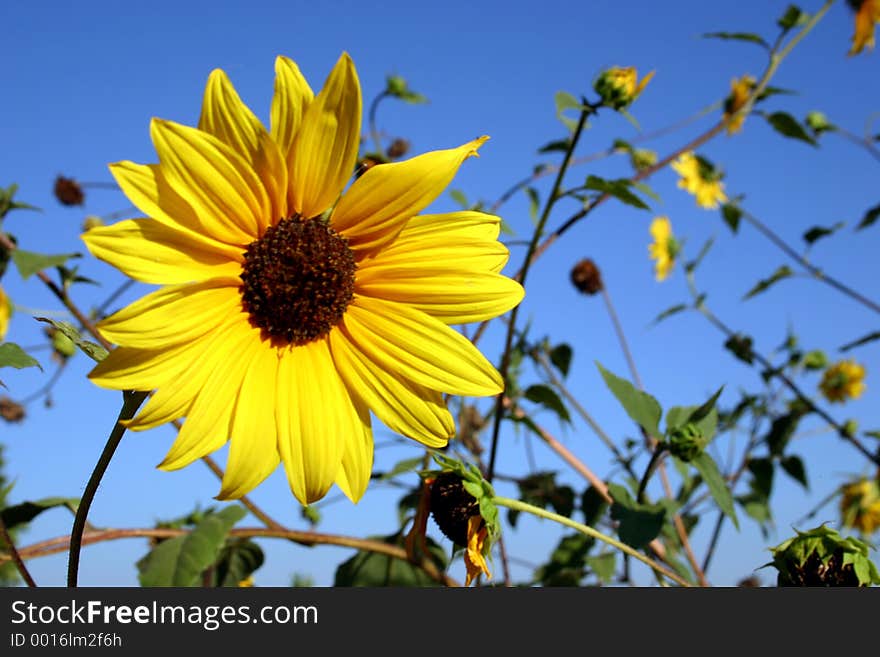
(97, 278, 243, 349)
(394, 211, 502, 244)
(328, 326, 453, 447)
(217, 341, 281, 499)
(158, 320, 259, 470)
(82, 218, 242, 285)
(334, 399, 373, 503)
(151, 118, 269, 243)
(270, 56, 314, 163)
(332, 137, 488, 255)
(199, 69, 288, 225)
(275, 340, 350, 504)
(342, 296, 504, 396)
(289, 53, 361, 218)
(89, 340, 199, 391)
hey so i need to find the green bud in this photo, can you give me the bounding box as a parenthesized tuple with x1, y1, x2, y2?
(51, 330, 76, 359)
(802, 350, 828, 370)
(842, 419, 858, 438)
(666, 422, 707, 462)
(82, 215, 104, 232)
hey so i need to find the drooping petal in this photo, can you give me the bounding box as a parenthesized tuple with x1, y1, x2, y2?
(151, 118, 269, 243)
(82, 219, 243, 285)
(289, 53, 361, 219)
(332, 138, 488, 255)
(158, 320, 260, 471)
(328, 326, 453, 447)
(217, 340, 282, 499)
(270, 56, 314, 162)
(199, 69, 288, 225)
(97, 278, 243, 350)
(334, 399, 373, 503)
(275, 340, 349, 504)
(342, 296, 504, 396)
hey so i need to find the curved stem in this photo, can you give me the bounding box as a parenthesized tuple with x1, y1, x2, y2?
(67, 390, 148, 587)
(493, 496, 691, 587)
(368, 91, 390, 157)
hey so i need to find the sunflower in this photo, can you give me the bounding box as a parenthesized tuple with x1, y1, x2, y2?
(819, 359, 866, 403)
(648, 216, 678, 282)
(670, 152, 727, 210)
(840, 477, 880, 535)
(849, 0, 880, 55)
(82, 54, 524, 505)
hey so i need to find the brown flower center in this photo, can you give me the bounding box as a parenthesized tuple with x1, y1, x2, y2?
(240, 216, 356, 345)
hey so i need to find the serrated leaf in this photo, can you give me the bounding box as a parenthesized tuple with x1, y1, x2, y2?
(596, 362, 661, 436)
(652, 304, 688, 325)
(743, 265, 793, 300)
(584, 175, 649, 210)
(334, 533, 447, 587)
(35, 318, 108, 362)
(607, 483, 666, 549)
(693, 453, 739, 529)
(764, 112, 817, 146)
(840, 330, 880, 352)
(855, 203, 880, 230)
(524, 384, 571, 424)
(11, 250, 80, 280)
(549, 343, 573, 378)
(702, 31, 769, 49)
(721, 203, 742, 233)
(780, 455, 809, 490)
(0, 343, 42, 372)
(803, 222, 844, 245)
(0, 496, 79, 530)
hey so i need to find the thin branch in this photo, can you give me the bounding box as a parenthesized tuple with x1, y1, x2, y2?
(0, 514, 37, 587)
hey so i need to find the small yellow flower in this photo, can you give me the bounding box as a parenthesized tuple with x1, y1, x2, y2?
(670, 152, 727, 210)
(819, 360, 866, 403)
(723, 75, 756, 135)
(849, 0, 880, 55)
(464, 515, 491, 586)
(648, 216, 678, 282)
(0, 286, 11, 341)
(594, 66, 655, 110)
(840, 477, 880, 534)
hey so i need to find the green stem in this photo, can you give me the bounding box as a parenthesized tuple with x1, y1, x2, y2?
(368, 91, 390, 158)
(67, 390, 148, 587)
(637, 446, 667, 504)
(493, 496, 691, 587)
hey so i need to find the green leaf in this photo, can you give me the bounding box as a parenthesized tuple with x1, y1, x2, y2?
(215, 539, 264, 587)
(724, 333, 754, 365)
(777, 5, 808, 31)
(586, 552, 617, 583)
(0, 496, 79, 530)
(449, 189, 468, 209)
(138, 505, 247, 587)
(524, 384, 571, 424)
(11, 250, 80, 280)
(334, 533, 447, 586)
(525, 187, 540, 224)
(607, 483, 666, 549)
(0, 343, 42, 372)
(651, 304, 688, 326)
(378, 456, 425, 481)
(747, 458, 774, 498)
(534, 533, 593, 586)
(549, 343, 573, 378)
(780, 455, 808, 490)
(596, 362, 661, 437)
(742, 265, 793, 300)
(554, 91, 584, 132)
(840, 330, 880, 352)
(721, 203, 742, 233)
(764, 409, 806, 456)
(584, 175, 650, 210)
(702, 31, 769, 49)
(384, 75, 427, 104)
(865, 430, 880, 440)
(803, 222, 844, 245)
(35, 318, 108, 363)
(538, 138, 572, 154)
(687, 387, 724, 425)
(802, 350, 827, 370)
(509, 472, 575, 529)
(581, 485, 609, 527)
(855, 203, 880, 230)
(764, 112, 817, 147)
(685, 237, 714, 274)
(693, 453, 739, 529)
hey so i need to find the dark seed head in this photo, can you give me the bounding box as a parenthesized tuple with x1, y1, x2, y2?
(54, 176, 84, 206)
(776, 549, 861, 587)
(570, 258, 604, 295)
(239, 216, 356, 346)
(430, 471, 481, 547)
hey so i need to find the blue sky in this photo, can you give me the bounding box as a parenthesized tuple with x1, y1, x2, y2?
(1, 0, 878, 587)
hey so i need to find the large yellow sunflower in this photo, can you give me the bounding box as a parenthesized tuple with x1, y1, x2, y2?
(82, 53, 524, 505)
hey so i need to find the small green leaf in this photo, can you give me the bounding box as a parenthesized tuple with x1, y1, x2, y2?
(554, 90, 584, 131)
(584, 176, 650, 210)
(721, 203, 742, 233)
(855, 203, 880, 231)
(549, 343, 573, 378)
(743, 265, 793, 300)
(35, 318, 108, 363)
(840, 330, 880, 352)
(780, 455, 809, 490)
(524, 384, 571, 424)
(764, 112, 817, 146)
(777, 5, 808, 31)
(702, 31, 769, 49)
(538, 138, 572, 154)
(586, 553, 617, 583)
(449, 189, 468, 209)
(525, 187, 540, 225)
(607, 483, 667, 549)
(0, 343, 42, 372)
(803, 222, 844, 245)
(651, 304, 688, 325)
(1, 496, 79, 530)
(596, 362, 661, 437)
(11, 250, 80, 280)
(693, 453, 739, 529)
(379, 456, 425, 481)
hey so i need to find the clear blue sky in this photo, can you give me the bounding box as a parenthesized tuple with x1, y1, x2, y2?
(1, 0, 878, 586)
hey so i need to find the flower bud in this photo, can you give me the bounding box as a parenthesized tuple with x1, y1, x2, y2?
(666, 422, 707, 462)
(593, 67, 654, 110)
(82, 215, 105, 232)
